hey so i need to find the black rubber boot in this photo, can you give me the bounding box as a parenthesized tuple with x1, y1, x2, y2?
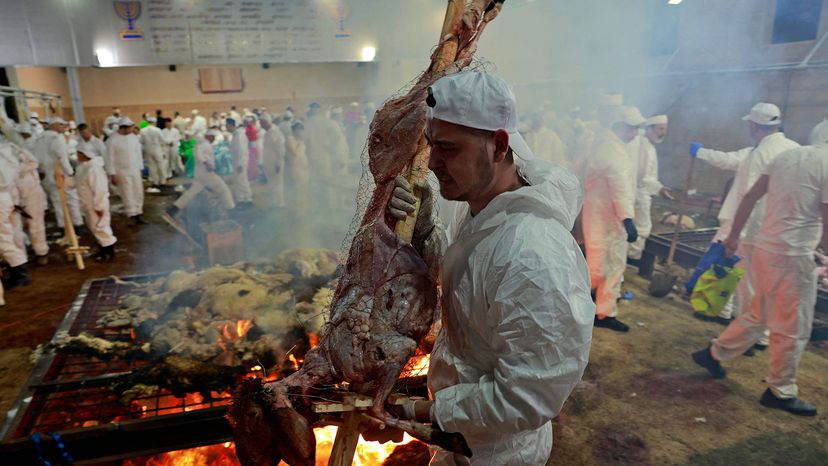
(594, 316, 630, 332)
(94, 245, 115, 262)
(131, 215, 148, 225)
(5, 263, 33, 289)
(692, 345, 727, 379)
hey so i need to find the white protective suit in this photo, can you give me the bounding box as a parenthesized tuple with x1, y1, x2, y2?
(582, 129, 635, 318)
(191, 114, 208, 137)
(304, 114, 348, 210)
(106, 133, 145, 217)
(808, 118, 828, 145)
(712, 144, 828, 399)
(428, 158, 593, 465)
(628, 136, 663, 260)
(697, 132, 799, 320)
(162, 127, 183, 177)
(229, 127, 252, 203)
(262, 126, 286, 207)
(0, 142, 48, 256)
(525, 125, 567, 167)
(140, 124, 167, 185)
(75, 157, 116, 247)
(33, 129, 84, 229)
(173, 138, 235, 211)
(0, 153, 27, 267)
(284, 133, 309, 213)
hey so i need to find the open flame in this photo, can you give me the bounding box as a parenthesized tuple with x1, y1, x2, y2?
(122, 429, 421, 465)
(221, 319, 253, 341)
(401, 353, 430, 378)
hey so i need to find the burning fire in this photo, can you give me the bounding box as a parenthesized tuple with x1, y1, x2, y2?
(401, 353, 430, 378)
(123, 429, 421, 466)
(221, 319, 253, 341)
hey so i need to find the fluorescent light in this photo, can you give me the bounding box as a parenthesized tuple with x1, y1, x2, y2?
(668, 0, 683, 4)
(95, 48, 115, 67)
(361, 46, 376, 62)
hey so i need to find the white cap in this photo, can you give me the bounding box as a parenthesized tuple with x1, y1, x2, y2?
(283, 110, 293, 119)
(259, 112, 272, 121)
(118, 117, 135, 126)
(646, 114, 668, 126)
(29, 111, 40, 119)
(16, 122, 32, 134)
(599, 93, 624, 107)
(148, 116, 157, 123)
(742, 102, 781, 126)
(69, 120, 77, 129)
(76, 142, 98, 157)
(330, 106, 343, 115)
(614, 106, 647, 127)
(191, 109, 199, 115)
(205, 129, 219, 137)
(427, 71, 534, 163)
(47, 116, 67, 125)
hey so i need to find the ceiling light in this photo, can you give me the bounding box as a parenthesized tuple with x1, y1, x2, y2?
(668, 0, 683, 5)
(95, 48, 115, 67)
(361, 46, 376, 62)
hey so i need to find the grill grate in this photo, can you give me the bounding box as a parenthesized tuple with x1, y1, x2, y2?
(5, 275, 241, 440)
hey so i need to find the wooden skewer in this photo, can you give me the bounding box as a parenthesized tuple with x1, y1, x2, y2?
(394, 0, 465, 243)
(53, 164, 85, 270)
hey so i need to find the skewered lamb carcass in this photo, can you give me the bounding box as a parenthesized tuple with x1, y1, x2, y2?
(229, 1, 506, 465)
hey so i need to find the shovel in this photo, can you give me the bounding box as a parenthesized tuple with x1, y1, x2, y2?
(649, 156, 696, 297)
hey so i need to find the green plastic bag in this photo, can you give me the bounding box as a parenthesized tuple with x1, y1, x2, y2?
(690, 265, 745, 317)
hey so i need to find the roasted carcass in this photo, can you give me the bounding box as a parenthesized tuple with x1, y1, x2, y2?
(229, 2, 505, 465)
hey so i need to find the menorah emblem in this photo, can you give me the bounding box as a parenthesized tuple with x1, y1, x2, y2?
(328, 2, 351, 38)
(114, 1, 144, 40)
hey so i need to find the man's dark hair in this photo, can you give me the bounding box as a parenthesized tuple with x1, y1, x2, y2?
(77, 123, 88, 131)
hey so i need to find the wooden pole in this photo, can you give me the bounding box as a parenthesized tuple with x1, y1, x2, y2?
(393, 0, 465, 243)
(54, 164, 86, 270)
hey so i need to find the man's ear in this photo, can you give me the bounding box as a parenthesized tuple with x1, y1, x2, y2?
(492, 129, 510, 162)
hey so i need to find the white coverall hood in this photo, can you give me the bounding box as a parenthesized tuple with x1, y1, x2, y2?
(429, 159, 593, 465)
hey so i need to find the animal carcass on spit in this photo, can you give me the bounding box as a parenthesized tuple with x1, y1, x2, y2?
(228, 1, 505, 465)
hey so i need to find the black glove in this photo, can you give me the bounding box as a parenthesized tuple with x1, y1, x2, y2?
(623, 218, 638, 243)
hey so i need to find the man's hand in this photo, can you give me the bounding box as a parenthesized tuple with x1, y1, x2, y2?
(388, 176, 436, 240)
(689, 142, 703, 157)
(724, 235, 739, 256)
(623, 218, 638, 243)
(659, 187, 675, 200)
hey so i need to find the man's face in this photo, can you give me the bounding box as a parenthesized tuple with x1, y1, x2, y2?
(227, 123, 236, 132)
(426, 119, 496, 202)
(80, 128, 92, 140)
(614, 123, 639, 143)
(205, 135, 216, 144)
(113, 109, 120, 117)
(260, 119, 271, 130)
(646, 123, 667, 144)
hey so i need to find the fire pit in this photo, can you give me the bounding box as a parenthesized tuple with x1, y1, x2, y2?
(0, 269, 430, 464)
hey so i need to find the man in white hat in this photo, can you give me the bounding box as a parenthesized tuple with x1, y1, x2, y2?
(164, 129, 235, 221)
(690, 103, 799, 327)
(570, 93, 625, 183)
(386, 71, 593, 465)
(628, 114, 673, 263)
(28, 112, 44, 135)
(0, 143, 32, 288)
(106, 117, 146, 225)
(190, 109, 207, 137)
(139, 116, 167, 188)
(259, 113, 286, 208)
(75, 143, 116, 261)
(0, 137, 49, 265)
(808, 107, 828, 145)
(33, 116, 85, 235)
(693, 141, 828, 417)
(304, 102, 349, 211)
(582, 105, 644, 332)
(226, 118, 253, 208)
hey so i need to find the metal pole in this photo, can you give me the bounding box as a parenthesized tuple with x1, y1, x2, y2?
(66, 67, 84, 123)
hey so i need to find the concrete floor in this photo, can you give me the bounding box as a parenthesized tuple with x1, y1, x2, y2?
(1, 184, 827, 465)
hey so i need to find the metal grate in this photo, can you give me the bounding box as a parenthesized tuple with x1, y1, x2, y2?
(3, 275, 242, 440)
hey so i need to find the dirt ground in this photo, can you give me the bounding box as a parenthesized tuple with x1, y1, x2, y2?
(2, 185, 828, 465)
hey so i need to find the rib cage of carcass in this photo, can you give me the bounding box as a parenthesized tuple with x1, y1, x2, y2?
(229, 2, 505, 465)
